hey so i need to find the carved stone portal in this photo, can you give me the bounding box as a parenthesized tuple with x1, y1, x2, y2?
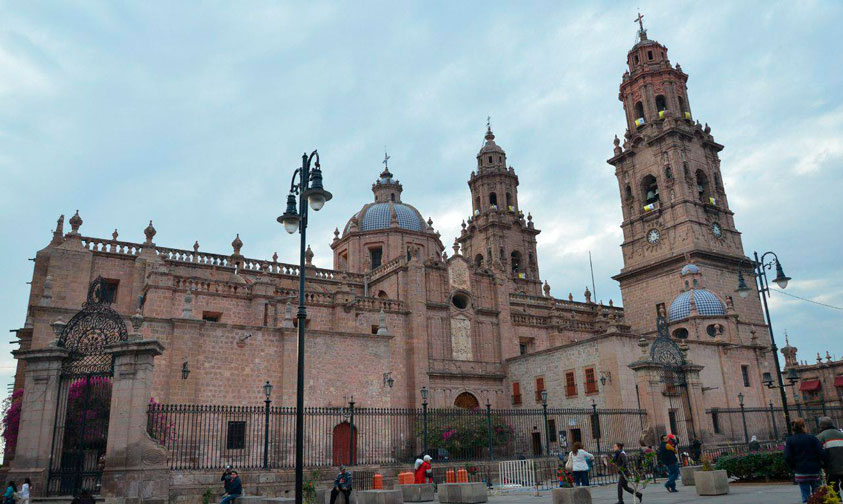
(448, 259, 471, 291)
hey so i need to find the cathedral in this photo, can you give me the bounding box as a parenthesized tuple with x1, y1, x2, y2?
(11, 22, 783, 446)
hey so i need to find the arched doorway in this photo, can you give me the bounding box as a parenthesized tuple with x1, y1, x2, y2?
(454, 392, 480, 410)
(332, 422, 357, 465)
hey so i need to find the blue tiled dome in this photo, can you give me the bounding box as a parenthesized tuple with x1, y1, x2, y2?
(359, 203, 424, 232)
(680, 264, 700, 275)
(669, 289, 725, 321)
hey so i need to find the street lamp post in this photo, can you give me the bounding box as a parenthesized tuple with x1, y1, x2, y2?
(485, 397, 493, 461)
(591, 399, 601, 455)
(738, 393, 749, 446)
(541, 390, 550, 456)
(263, 380, 273, 469)
(278, 150, 332, 504)
(421, 387, 429, 455)
(736, 251, 792, 436)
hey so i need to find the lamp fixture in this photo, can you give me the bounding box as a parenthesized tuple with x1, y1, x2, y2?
(181, 361, 190, 380)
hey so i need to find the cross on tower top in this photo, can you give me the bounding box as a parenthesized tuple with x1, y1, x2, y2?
(634, 11, 648, 40)
(383, 148, 390, 169)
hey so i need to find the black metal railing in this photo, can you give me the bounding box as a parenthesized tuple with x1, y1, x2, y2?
(147, 403, 648, 470)
(706, 404, 843, 443)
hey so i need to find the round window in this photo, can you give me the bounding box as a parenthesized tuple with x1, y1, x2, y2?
(706, 324, 718, 338)
(672, 328, 689, 339)
(452, 293, 470, 310)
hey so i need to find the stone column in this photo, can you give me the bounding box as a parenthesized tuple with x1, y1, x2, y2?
(629, 359, 669, 447)
(683, 363, 709, 439)
(100, 339, 168, 504)
(7, 346, 69, 495)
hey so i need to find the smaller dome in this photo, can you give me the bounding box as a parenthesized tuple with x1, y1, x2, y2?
(359, 202, 424, 232)
(478, 127, 505, 156)
(669, 289, 725, 322)
(680, 264, 700, 275)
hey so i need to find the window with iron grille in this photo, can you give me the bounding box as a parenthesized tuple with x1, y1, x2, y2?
(101, 278, 119, 304)
(535, 377, 545, 403)
(565, 371, 577, 397)
(584, 368, 598, 394)
(741, 365, 750, 387)
(226, 421, 246, 450)
(512, 382, 522, 405)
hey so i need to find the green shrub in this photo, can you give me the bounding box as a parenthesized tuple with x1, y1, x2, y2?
(715, 451, 791, 481)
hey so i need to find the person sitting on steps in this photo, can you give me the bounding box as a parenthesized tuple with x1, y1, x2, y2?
(330, 465, 353, 504)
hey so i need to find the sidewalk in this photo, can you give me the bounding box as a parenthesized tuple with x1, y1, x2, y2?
(489, 482, 799, 504)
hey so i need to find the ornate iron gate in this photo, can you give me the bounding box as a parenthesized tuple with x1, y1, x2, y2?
(651, 316, 696, 444)
(47, 277, 129, 496)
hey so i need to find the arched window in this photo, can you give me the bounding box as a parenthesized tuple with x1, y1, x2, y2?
(390, 193, 395, 202)
(665, 166, 673, 179)
(506, 192, 512, 209)
(377, 290, 388, 299)
(656, 95, 667, 112)
(672, 328, 689, 339)
(625, 185, 633, 201)
(454, 392, 479, 410)
(696, 170, 710, 202)
(511, 251, 522, 274)
(641, 175, 659, 204)
(474, 254, 483, 268)
(678, 96, 689, 118)
(634, 101, 646, 122)
(474, 196, 481, 212)
(489, 192, 498, 207)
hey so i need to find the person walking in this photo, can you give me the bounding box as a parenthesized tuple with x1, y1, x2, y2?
(219, 470, 242, 504)
(2, 482, 16, 504)
(690, 436, 702, 463)
(16, 480, 29, 504)
(567, 442, 594, 487)
(817, 416, 843, 495)
(330, 465, 353, 504)
(613, 443, 643, 504)
(658, 434, 679, 493)
(785, 418, 824, 503)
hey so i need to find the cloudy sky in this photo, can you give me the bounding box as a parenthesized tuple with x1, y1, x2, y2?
(1, 1, 841, 392)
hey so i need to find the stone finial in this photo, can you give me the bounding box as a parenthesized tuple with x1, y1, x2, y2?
(377, 309, 388, 335)
(144, 220, 156, 244)
(826, 351, 833, 363)
(193, 241, 199, 253)
(231, 234, 243, 256)
(333, 228, 340, 242)
(272, 251, 278, 263)
(182, 289, 193, 318)
(427, 217, 434, 228)
(639, 337, 649, 355)
(613, 135, 622, 155)
(442, 251, 448, 261)
(305, 245, 314, 265)
(584, 286, 592, 303)
(111, 229, 119, 241)
(69, 210, 83, 235)
(704, 123, 711, 134)
(50, 214, 65, 245)
(817, 353, 823, 364)
(609, 299, 614, 307)
(452, 239, 460, 256)
(568, 292, 573, 301)
(131, 308, 144, 334)
(543, 281, 551, 297)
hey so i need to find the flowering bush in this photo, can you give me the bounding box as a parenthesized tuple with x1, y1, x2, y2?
(148, 397, 178, 445)
(417, 409, 513, 457)
(64, 376, 112, 449)
(1, 389, 24, 456)
(807, 484, 841, 504)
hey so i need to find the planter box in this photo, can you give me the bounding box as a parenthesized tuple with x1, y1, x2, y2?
(356, 489, 402, 504)
(695, 470, 729, 496)
(551, 487, 592, 504)
(438, 483, 487, 504)
(401, 484, 435, 502)
(680, 465, 702, 486)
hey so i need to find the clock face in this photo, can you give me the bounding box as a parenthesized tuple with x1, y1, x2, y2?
(712, 222, 722, 238)
(647, 229, 661, 245)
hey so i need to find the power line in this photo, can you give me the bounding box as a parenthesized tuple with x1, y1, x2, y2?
(771, 288, 843, 311)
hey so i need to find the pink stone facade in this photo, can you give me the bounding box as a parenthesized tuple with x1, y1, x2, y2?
(10, 27, 790, 448)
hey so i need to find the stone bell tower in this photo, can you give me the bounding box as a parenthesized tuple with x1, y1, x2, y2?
(457, 123, 541, 295)
(607, 18, 767, 341)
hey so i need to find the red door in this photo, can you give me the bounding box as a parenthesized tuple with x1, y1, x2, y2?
(332, 422, 357, 465)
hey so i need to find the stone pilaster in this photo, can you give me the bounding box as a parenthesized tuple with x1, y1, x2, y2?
(100, 339, 167, 504)
(7, 346, 69, 496)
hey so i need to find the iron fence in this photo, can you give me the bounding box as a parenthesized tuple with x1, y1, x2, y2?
(706, 404, 843, 443)
(147, 403, 648, 470)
